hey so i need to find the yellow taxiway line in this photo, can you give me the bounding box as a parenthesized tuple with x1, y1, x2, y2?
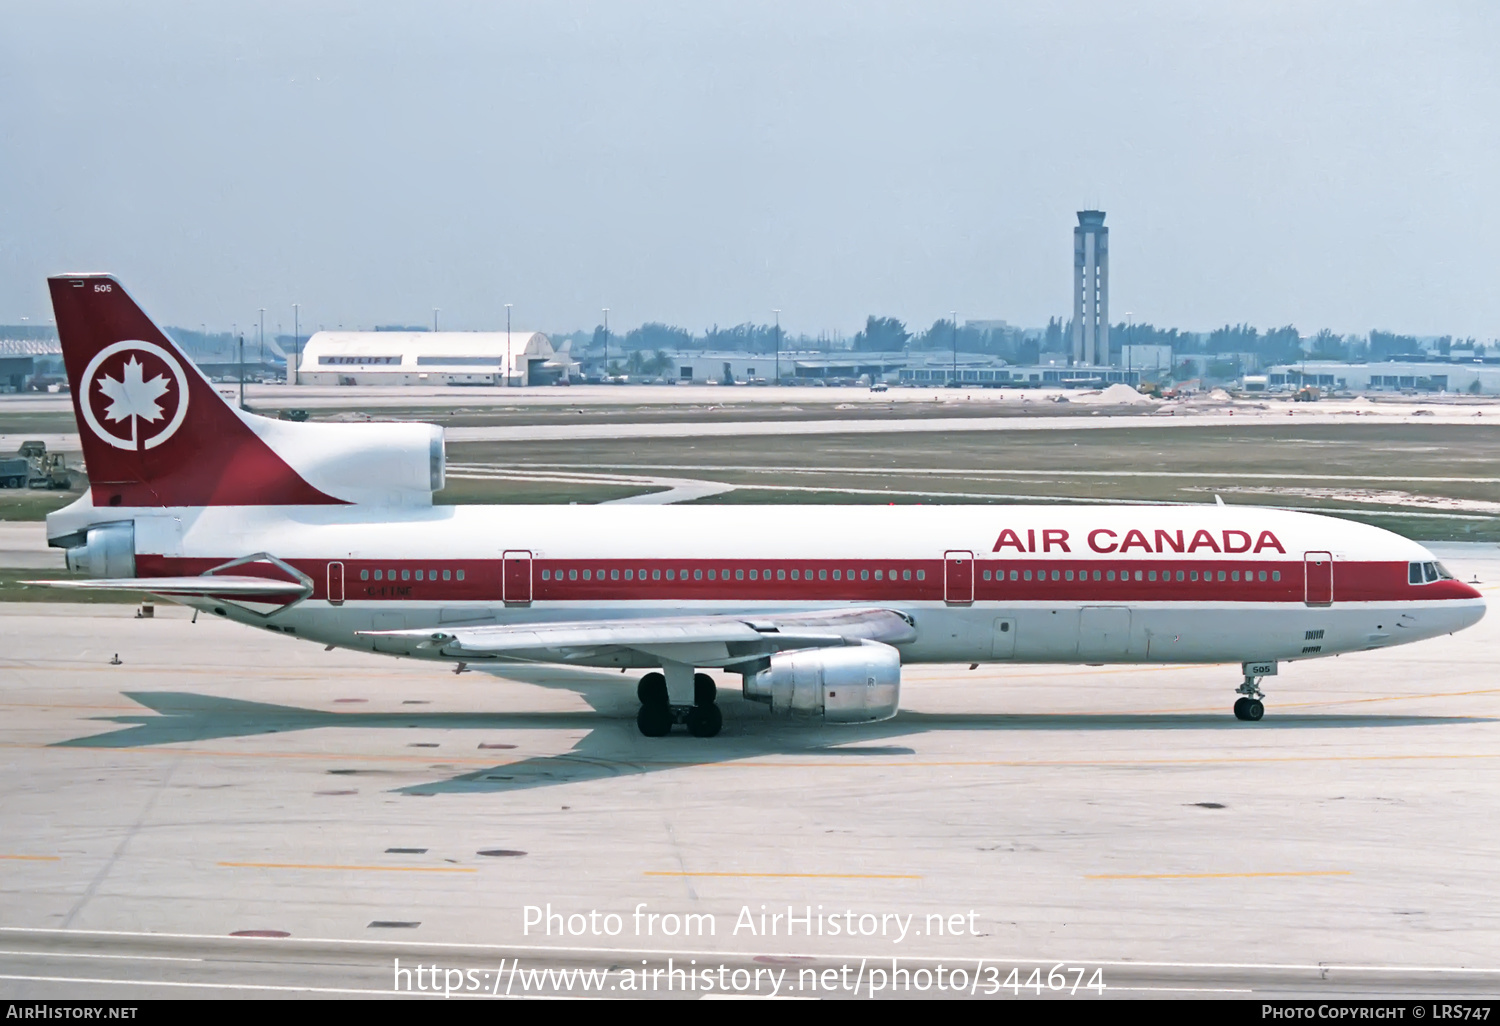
(218, 861, 476, 874)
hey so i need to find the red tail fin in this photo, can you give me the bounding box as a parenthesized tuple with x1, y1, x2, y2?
(49, 274, 342, 508)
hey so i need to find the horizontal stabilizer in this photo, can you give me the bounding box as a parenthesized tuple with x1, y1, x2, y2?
(23, 576, 311, 597)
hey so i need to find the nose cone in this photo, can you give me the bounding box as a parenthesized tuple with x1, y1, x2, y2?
(1444, 584, 1487, 634)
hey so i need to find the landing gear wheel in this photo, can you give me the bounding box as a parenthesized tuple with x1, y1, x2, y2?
(1233, 697, 1251, 720)
(1242, 699, 1264, 721)
(686, 703, 723, 738)
(637, 672, 667, 707)
(693, 672, 717, 707)
(637, 702, 673, 737)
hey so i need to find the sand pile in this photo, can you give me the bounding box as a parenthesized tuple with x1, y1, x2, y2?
(1092, 382, 1153, 405)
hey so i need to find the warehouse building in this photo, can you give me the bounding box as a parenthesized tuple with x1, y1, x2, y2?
(1265, 360, 1500, 393)
(295, 331, 572, 386)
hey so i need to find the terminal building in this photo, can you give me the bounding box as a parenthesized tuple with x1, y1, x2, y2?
(294, 331, 572, 386)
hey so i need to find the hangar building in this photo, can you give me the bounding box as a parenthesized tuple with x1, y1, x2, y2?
(295, 331, 569, 386)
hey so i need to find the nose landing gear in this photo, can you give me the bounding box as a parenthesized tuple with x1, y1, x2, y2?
(1232, 661, 1276, 721)
(635, 670, 722, 737)
(1234, 674, 1266, 721)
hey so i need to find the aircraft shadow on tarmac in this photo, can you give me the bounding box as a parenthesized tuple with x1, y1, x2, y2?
(53, 674, 1493, 796)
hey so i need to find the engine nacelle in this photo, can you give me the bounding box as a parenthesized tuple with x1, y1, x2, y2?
(742, 642, 901, 723)
(249, 418, 445, 506)
(65, 521, 135, 578)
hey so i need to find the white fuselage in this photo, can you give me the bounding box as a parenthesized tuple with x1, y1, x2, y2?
(57, 500, 1485, 671)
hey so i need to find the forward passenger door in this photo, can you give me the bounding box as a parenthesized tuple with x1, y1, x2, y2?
(1304, 551, 1333, 607)
(944, 551, 974, 606)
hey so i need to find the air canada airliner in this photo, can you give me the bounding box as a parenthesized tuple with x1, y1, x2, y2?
(34, 275, 1486, 737)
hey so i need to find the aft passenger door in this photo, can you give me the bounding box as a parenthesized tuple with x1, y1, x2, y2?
(944, 550, 974, 606)
(503, 550, 533, 607)
(1304, 551, 1333, 607)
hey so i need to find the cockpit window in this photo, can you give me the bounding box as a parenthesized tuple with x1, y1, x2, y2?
(1412, 561, 1455, 584)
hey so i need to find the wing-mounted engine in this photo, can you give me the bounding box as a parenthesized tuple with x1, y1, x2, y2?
(743, 641, 901, 723)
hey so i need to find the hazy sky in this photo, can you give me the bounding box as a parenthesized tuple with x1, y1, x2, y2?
(2, 2, 1496, 338)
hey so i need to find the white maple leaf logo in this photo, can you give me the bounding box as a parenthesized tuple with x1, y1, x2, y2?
(96, 357, 172, 442)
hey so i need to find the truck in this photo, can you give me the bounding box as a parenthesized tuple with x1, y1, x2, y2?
(0, 442, 73, 489)
(0, 456, 27, 488)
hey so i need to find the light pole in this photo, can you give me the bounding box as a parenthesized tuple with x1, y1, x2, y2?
(773, 309, 780, 385)
(433, 308, 440, 333)
(238, 334, 246, 409)
(602, 308, 609, 383)
(951, 311, 958, 385)
(505, 303, 513, 387)
(292, 304, 300, 386)
(258, 308, 265, 370)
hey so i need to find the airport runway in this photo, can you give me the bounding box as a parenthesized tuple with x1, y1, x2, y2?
(1, 545, 1498, 998)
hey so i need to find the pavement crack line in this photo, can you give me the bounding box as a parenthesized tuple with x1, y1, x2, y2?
(59, 749, 185, 928)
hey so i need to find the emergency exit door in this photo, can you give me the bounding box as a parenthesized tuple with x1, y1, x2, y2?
(503, 550, 533, 606)
(326, 561, 345, 606)
(944, 550, 974, 606)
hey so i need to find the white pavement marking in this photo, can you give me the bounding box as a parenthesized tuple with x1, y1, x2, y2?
(464, 462, 1500, 485)
(0, 948, 202, 962)
(442, 409, 1500, 443)
(2, 928, 1496, 974)
(0, 974, 430, 997)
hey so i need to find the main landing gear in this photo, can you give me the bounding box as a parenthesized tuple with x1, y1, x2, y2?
(636, 671, 722, 738)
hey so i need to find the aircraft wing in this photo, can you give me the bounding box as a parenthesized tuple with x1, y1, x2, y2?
(359, 606, 915, 668)
(23, 576, 310, 598)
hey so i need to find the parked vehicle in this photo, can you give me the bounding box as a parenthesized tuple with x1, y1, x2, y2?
(0, 456, 28, 488)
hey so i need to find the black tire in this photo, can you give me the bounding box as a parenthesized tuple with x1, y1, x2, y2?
(1243, 699, 1265, 722)
(686, 703, 723, 738)
(693, 672, 717, 707)
(1233, 697, 1251, 721)
(637, 672, 668, 707)
(636, 703, 673, 737)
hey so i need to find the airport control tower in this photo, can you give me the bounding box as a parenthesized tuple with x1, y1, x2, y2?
(1072, 210, 1109, 366)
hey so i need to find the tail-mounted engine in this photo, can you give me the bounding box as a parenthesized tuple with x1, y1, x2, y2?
(64, 521, 135, 578)
(742, 642, 901, 723)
